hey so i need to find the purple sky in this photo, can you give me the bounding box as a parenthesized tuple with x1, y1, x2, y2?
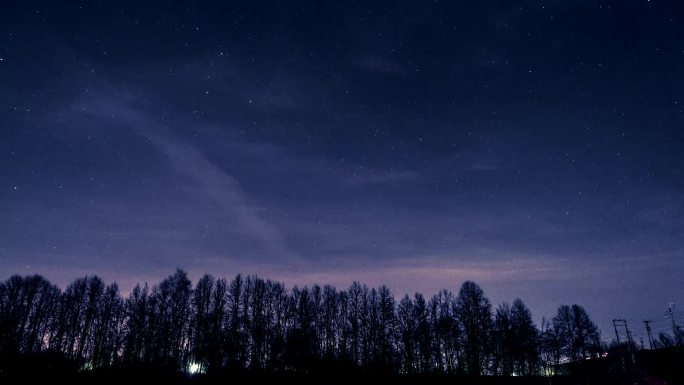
(1, 1, 683, 341)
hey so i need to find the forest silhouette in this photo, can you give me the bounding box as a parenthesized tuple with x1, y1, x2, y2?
(0, 270, 680, 384)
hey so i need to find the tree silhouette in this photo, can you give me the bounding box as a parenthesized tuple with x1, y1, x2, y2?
(91, 283, 123, 368)
(455, 281, 492, 375)
(552, 304, 601, 363)
(493, 302, 515, 375)
(190, 274, 214, 372)
(431, 290, 459, 373)
(413, 292, 432, 373)
(493, 299, 539, 376)
(0, 275, 60, 355)
(509, 299, 539, 375)
(1, 271, 613, 378)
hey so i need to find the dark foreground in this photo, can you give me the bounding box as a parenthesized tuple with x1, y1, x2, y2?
(1, 351, 682, 385)
(0, 370, 596, 385)
(0, 372, 677, 385)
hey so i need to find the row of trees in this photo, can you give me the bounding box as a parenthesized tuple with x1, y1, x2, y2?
(0, 270, 603, 375)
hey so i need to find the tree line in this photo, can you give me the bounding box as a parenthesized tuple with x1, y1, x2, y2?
(0, 270, 604, 376)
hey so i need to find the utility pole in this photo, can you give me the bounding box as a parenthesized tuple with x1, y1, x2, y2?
(613, 319, 622, 344)
(644, 320, 654, 349)
(613, 319, 635, 365)
(613, 318, 625, 370)
(624, 320, 636, 364)
(625, 320, 634, 345)
(613, 319, 631, 343)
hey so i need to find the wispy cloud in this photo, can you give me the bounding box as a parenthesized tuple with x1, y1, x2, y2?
(73, 88, 301, 265)
(147, 133, 300, 262)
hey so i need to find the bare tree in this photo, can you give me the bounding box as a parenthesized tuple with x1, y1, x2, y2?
(510, 299, 539, 375)
(190, 274, 214, 372)
(413, 292, 432, 373)
(539, 317, 562, 376)
(347, 282, 364, 365)
(493, 302, 514, 375)
(397, 295, 416, 373)
(322, 285, 338, 359)
(431, 290, 459, 373)
(91, 283, 123, 368)
(226, 274, 245, 368)
(493, 299, 539, 376)
(552, 304, 601, 363)
(455, 281, 492, 375)
(151, 269, 192, 370)
(0, 275, 60, 355)
(377, 285, 396, 369)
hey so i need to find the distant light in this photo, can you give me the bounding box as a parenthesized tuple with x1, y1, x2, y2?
(188, 362, 202, 375)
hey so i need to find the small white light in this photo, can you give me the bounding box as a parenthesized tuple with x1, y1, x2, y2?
(188, 362, 201, 374)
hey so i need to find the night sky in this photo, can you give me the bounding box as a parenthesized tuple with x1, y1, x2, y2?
(1, 1, 683, 339)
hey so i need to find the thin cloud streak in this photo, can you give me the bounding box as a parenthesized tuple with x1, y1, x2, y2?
(74, 90, 302, 266)
(147, 133, 300, 263)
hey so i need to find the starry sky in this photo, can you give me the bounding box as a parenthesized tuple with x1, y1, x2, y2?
(1, 1, 683, 338)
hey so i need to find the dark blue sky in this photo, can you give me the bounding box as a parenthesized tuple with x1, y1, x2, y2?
(1, 1, 683, 339)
